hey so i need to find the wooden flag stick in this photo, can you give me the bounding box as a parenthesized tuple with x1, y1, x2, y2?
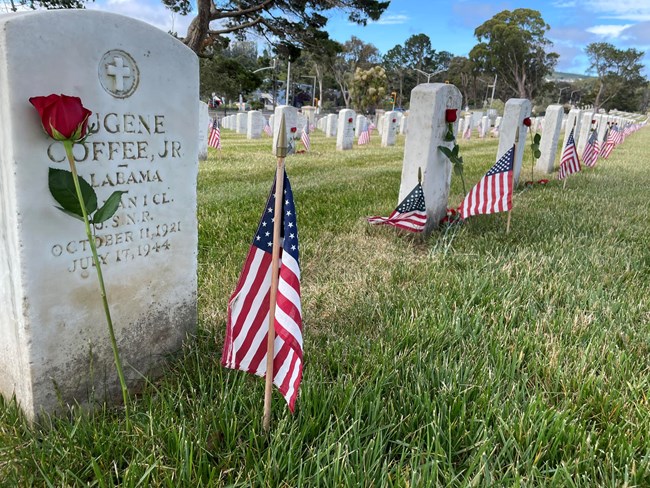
(506, 210, 512, 234)
(263, 113, 288, 433)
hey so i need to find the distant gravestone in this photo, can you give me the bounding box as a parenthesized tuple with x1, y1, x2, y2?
(562, 108, 582, 150)
(399, 83, 462, 235)
(0, 10, 198, 420)
(497, 98, 531, 186)
(355, 114, 367, 135)
(235, 112, 247, 134)
(272, 105, 297, 153)
(325, 114, 337, 137)
(198, 101, 208, 160)
(336, 109, 356, 150)
(463, 114, 472, 138)
(381, 111, 399, 147)
(247, 110, 265, 139)
(536, 104, 564, 174)
(480, 115, 489, 137)
(302, 106, 316, 127)
(597, 114, 609, 143)
(576, 111, 595, 155)
(400, 115, 408, 135)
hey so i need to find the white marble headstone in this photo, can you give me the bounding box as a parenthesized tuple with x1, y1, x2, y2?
(272, 105, 298, 153)
(399, 83, 462, 235)
(0, 10, 198, 420)
(325, 114, 338, 137)
(381, 111, 399, 147)
(497, 98, 531, 186)
(536, 105, 563, 174)
(576, 111, 596, 156)
(336, 109, 356, 150)
(247, 111, 265, 139)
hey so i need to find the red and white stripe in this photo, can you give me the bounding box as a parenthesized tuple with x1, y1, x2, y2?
(458, 145, 514, 219)
(367, 209, 427, 232)
(557, 129, 581, 180)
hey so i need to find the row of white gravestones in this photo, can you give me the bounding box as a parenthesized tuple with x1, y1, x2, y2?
(0, 10, 199, 420)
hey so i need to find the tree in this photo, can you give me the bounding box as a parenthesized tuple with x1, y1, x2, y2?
(329, 36, 381, 108)
(349, 65, 387, 113)
(382, 45, 407, 107)
(1, 0, 87, 9)
(585, 42, 646, 111)
(199, 55, 262, 103)
(162, 0, 389, 56)
(469, 9, 558, 100)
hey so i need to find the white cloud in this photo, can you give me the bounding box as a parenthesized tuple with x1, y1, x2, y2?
(586, 24, 633, 37)
(373, 14, 409, 25)
(580, 0, 650, 21)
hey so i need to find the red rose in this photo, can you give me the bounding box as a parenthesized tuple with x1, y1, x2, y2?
(348, 117, 353, 123)
(29, 94, 92, 142)
(591, 120, 596, 124)
(392, 118, 396, 123)
(445, 109, 457, 123)
(290, 127, 297, 133)
(523, 117, 532, 127)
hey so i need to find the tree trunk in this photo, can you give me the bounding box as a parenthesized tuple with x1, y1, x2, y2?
(183, 0, 213, 55)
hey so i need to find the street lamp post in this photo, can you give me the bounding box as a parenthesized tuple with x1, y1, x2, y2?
(570, 90, 580, 107)
(557, 86, 569, 104)
(253, 58, 277, 111)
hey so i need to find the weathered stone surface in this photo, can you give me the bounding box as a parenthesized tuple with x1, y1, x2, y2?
(336, 109, 356, 151)
(399, 83, 462, 235)
(381, 111, 399, 147)
(0, 10, 198, 420)
(536, 104, 564, 173)
(497, 98, 531, 186)
(198, 101, 208, 160)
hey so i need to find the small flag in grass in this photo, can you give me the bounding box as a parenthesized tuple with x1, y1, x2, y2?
(208, 118, 221, 149)
(367, 182, 427, 232)
(459, 145, 514, 219)
(222, 170, 303, 412)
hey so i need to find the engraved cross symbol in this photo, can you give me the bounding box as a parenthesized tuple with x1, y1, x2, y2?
(106, 56, 131, 92)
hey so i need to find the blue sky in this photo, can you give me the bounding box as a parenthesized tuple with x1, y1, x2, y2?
(81, 0, 650, 75)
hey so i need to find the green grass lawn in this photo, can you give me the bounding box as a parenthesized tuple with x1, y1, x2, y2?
(2, 128, 650, 486)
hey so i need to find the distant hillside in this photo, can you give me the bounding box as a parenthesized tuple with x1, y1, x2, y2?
(548, 71, 596, 82)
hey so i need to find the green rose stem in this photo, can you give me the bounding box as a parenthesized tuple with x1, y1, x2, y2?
(62, 140, 130, 427)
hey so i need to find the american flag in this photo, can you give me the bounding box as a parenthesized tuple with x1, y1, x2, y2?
(367, 182, 427, 232)
(600, 127, 617, 159)
(368, 121, 376, 131)
(263, 120, 273, 137)
(557, 128, 581, 180)
(582, 129, 600, 168)
(358, 122, 370, 145)
(459, 145, 514, 219)
(301, 123, 311, 151)
(208, 118, 221, 149)
(222, 170, 303, 412)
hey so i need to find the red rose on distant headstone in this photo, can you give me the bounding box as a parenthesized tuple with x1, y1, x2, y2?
(29, 94, 92, 142)
(592, 119, 596, 124)
(348, 117, 353, 123)
(392, 118, 396, 123)
(523, 117, 532, 127)
(445, 109, 457, 123)
(290, 127, 297, 133)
